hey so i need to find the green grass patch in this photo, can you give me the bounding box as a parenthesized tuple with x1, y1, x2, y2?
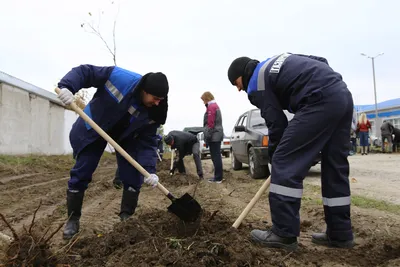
(351, 195, 400, 215)
(302, 183, 400, 215)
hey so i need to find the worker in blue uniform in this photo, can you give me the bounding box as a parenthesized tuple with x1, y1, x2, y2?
(57, 64, 169, 240)
(227, 53, 354, 251)
(112, 133, 164, 189)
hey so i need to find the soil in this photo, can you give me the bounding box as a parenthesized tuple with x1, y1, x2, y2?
(1, 154, 400, 267)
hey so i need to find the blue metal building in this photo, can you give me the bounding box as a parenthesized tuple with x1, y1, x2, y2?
(354, 98, 400, 137)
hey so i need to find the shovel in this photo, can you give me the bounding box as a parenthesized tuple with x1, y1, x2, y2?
(55, 88, 202, 222)
(232, 176, 271, 228)
(156, 150, 162, 161)
(169, 149, 174, 176)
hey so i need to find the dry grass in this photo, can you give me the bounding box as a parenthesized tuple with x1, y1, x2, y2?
(0, 152, 115, 176)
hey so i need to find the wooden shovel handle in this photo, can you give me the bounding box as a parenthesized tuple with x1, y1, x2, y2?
(54, 88, 170, 196)
(170, 149, 174, 170)
(232, 176, 271, 229)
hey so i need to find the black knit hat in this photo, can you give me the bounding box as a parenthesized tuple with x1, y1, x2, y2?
(164, 134, 173, 145)
(142, 72, 169, 98)
(227, 57, 252, 85)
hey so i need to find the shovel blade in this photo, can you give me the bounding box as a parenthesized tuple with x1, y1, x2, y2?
(167, 193, 202, 222)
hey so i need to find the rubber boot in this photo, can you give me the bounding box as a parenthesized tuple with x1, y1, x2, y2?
(119, 187, 139, 221)
(63, 189, 84, 240)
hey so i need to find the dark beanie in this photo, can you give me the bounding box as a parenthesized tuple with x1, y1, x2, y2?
(227, 57, 252, 85)
(142, 72, 169, 98)
(164, 134, 173, 145)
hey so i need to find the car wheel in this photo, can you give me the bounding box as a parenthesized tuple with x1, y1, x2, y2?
(224, 151, 230, 158)
(231, 151, 242, 170)
(248, 147, 269, 179)
(200, 153, 205, 160)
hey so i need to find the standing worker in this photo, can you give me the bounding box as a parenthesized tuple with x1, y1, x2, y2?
(356, 113, 371, 155)
(57, 64, 169, 239)
(201, 92, 224, 183)
(164, 130, 204, 179)
(380, 120, 394, 153)
(227, 53, 354, 251)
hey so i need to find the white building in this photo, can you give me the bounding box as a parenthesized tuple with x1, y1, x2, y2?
(0, 71, 78, 155)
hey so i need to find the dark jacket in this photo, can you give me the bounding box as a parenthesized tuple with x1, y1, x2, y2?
(245, 53, 347, 159)
(166, 130, 198, 160)
(393, 128, 400, 143)
(203, 101, 224, 142)
(380, 121, 394, 136)
(58, 64, 168, 176)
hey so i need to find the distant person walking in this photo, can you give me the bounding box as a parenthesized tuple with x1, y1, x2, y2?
(380, 120, 394, 153)
(357, 113, 371, 155)
(201, 91, 224, 183)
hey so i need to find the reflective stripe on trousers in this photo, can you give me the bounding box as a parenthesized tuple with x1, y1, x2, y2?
(270, 184, 351, 207)
(322, 196, 351, 207)
(270, 183, 303, 199)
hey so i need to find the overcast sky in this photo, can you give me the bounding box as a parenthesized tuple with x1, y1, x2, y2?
(0, 0, 399, 135)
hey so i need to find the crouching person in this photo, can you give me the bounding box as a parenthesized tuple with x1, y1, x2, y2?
(164, 131, 204, 179)
(57, 64, 169, 239)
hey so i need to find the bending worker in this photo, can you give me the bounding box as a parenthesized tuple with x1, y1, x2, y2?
(164, 130, 204, 179)
(227, 53, 354, 251)
(57, 64, 168, 239)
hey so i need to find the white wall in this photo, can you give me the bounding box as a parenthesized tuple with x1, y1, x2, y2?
(0, 82, 73, 155)
(63, 109, 79, 154)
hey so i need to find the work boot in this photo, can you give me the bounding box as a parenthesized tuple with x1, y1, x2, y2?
(119, 187, 139, 221)
(250, 229, 298, 251)
(63, 189, 84, 240)
(311, 233, 354, 248)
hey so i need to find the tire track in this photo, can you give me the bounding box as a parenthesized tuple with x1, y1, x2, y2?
(0, 168, 116, 235)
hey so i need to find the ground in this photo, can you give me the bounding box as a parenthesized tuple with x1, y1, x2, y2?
(0, 152, 399, 266)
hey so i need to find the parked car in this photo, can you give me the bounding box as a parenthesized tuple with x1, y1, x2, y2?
(182, 126, 230, 159)
(230, 109, 321, 179)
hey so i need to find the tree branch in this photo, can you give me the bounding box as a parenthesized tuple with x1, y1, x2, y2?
(85, 23, 115, 60)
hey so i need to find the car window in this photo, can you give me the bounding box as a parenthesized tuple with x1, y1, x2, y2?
(236, 116, 244, 126)
(248, 109, 294, 128)
(241, 115, 248, 127)
(249, 110, 265, 128)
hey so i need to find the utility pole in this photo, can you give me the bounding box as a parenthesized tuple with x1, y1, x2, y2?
(360, 52, 384, 136)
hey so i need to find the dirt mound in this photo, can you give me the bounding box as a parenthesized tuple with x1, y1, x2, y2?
(64, 210, 267, 267)
(156, 159, 201, 187)
(60, 207, 400, 267)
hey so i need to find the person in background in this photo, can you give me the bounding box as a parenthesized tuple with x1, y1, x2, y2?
(357, 113, 371, 155)
(201, 91, 224, 183)
(392, 127, 400, 152)
(350, 129, 357, 156)
(164, 130, 204, 179)
(349, 110, 357, 155)
(380, 120, 394, 153)
(156, 134, 164, 158)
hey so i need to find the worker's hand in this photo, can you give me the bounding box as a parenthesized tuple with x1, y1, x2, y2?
(58, 88, 74, 105)
(144, 174, 159, 187)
